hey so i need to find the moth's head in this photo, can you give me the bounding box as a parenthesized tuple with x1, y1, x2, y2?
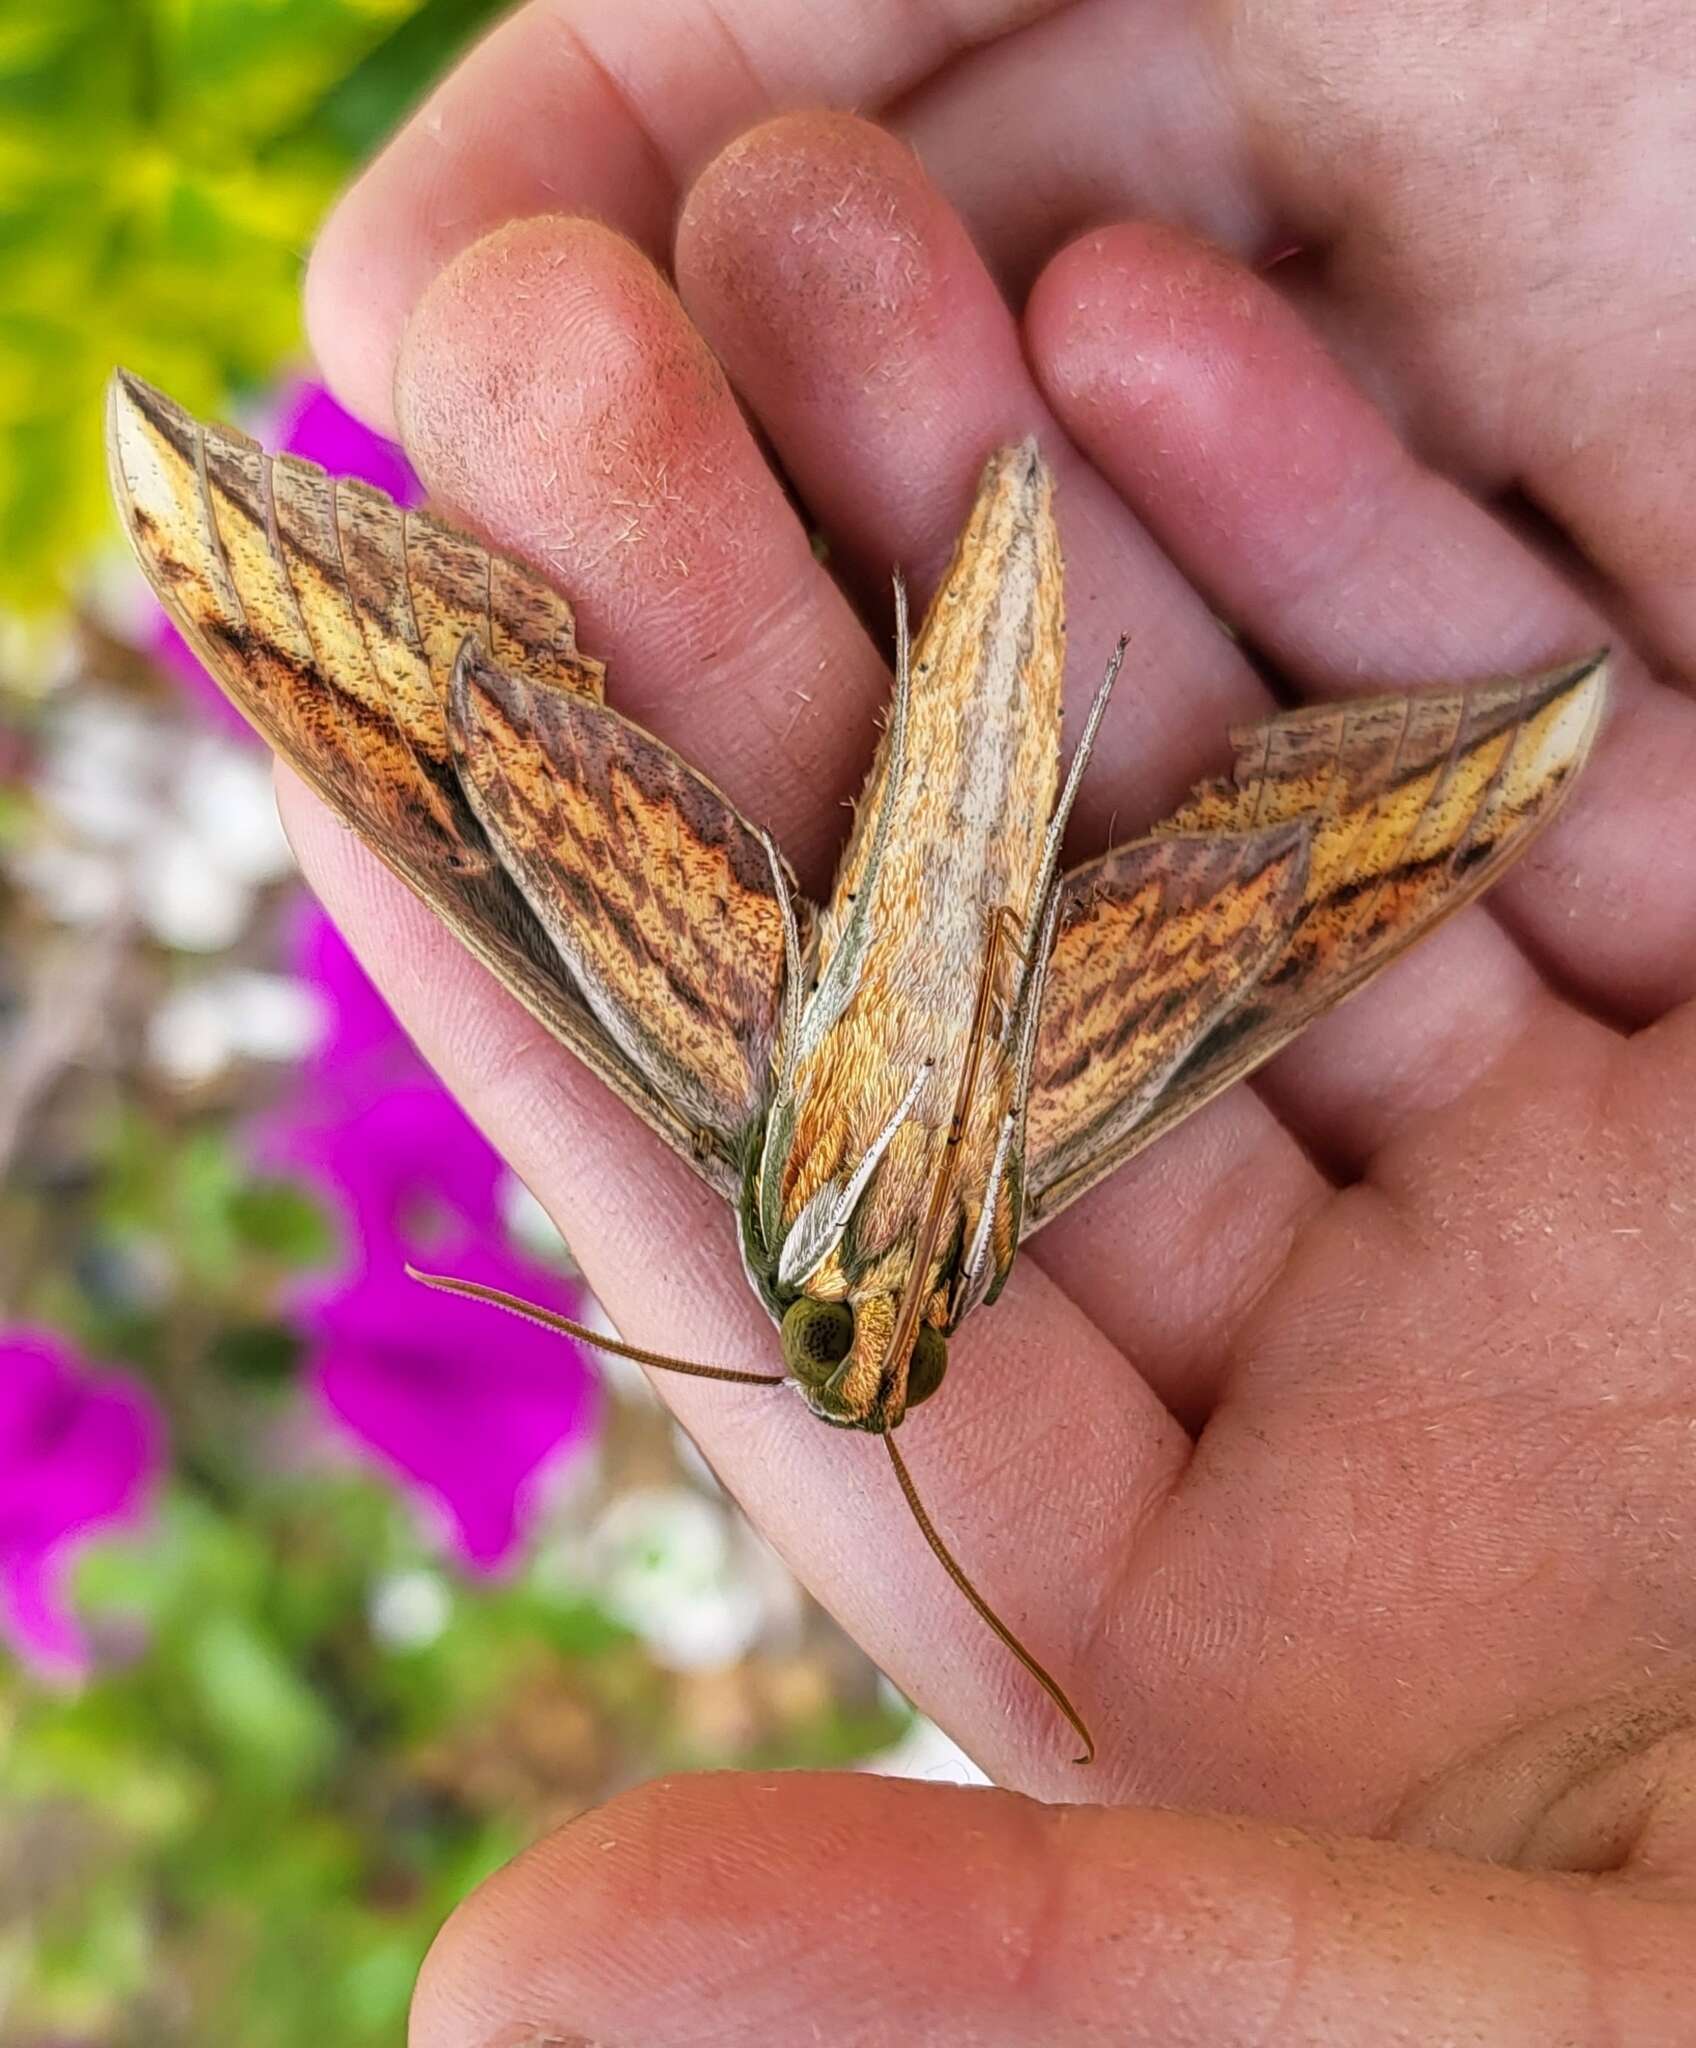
(779, 1294, 947, 1433)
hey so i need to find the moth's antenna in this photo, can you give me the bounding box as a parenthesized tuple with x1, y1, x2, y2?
(404, 1268, 785, 1386)
(884, 1429, 1094, 1766)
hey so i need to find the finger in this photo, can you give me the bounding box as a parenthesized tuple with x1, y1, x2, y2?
(304, 0, 1068, 431)
(392, 212, 884, 891)
(889, 7, 1696, 679)
(676, 112, 1267, 821)
(1210, 4, 1696, 680)
(1028, 224, 1696, 1034)
(675, 111, 1333, 1408)
(388, 209, 1327, 1416)
(1518, 353, 1696, 681)
(286, 214, 1194, 1790)
(410, 1770, 1686, 2048)
(891, 0, 1281, 293)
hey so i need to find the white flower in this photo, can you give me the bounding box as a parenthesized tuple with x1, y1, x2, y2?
(500, 1175, 576, 1269)
(582, 1485, 798, 1671)
(369, 1569, 453, 1651)
(10, 689, 293, 951)
(148, 971, 326, 1086)
(174, 735, 293, 888)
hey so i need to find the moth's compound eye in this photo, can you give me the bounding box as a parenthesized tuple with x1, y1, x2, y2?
(781, 1298, 854, 1387)
(906, 1324, 948, 1408)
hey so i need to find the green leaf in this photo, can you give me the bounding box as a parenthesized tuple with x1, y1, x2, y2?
(187, 1612, 339, 1790)
(205, 1318, 307, 1385)
(1, 0, 505, 613)
(281, 0, 511, 159)
(227, 1179, 338, 1269)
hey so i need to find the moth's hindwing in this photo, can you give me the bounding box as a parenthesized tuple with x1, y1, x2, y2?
(452, 642, 801, 1142)
(105, 369, 756, 1194)
(1021, 654, 1609, 1229)
(1023, 823, 1311, 1204)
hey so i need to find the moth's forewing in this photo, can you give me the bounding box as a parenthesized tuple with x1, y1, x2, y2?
(105, 370, 749, 1193)
(760, 444, 1067, 1424)
(453, 643, 800, 1141)
(1021, 654, 1609, 1228)
(1024, 823, 1311, 1202)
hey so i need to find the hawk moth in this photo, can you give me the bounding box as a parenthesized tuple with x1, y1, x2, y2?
(108, 371, 1607, 1757)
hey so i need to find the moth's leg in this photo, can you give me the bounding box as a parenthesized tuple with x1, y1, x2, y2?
(762, 829, 809, 1102)
(1007, 634, 1130, 1062)
(1026, 638, 1128, 942)
(952, 1108, 1019, 1324)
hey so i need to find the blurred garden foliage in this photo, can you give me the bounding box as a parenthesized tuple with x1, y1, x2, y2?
(2, 0, 509, 614)
(0, 6, 910, 2043)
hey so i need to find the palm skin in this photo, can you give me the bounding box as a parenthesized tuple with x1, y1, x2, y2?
(288, 22, 1696, 2044)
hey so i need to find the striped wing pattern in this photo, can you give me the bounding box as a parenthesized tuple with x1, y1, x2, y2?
(452, 644, 797, 1141)
(106, 370, 764, 1192)
(1023, 824, 1311, 1210)
(1022, 656, 1608, 1229)
(109, 374, 1609, 1232)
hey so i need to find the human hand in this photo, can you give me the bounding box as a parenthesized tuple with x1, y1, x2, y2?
(285, 105, 1696, 2043)
(308, 0, 1696, 676)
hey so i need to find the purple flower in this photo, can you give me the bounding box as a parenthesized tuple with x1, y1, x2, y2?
(307, 1246, 595, 1571)
(0, 1330, 162, 1680)
(283, 1080, 507, 1264)
(145, 378, 418, 730)
(268, 906, 505, 1256)
(274, 381, 418, 507)
(274, 907, 599, 1569)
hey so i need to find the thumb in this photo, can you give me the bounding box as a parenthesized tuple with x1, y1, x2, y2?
(410, 1770, 1682, 2047)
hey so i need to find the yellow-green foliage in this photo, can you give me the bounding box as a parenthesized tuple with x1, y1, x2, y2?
(0, 0, 501, 613)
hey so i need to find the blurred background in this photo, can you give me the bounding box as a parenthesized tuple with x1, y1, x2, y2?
(0, 6, 972, 2041)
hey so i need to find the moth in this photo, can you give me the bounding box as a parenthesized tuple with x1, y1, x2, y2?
(108, 370, 1607, 1760)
